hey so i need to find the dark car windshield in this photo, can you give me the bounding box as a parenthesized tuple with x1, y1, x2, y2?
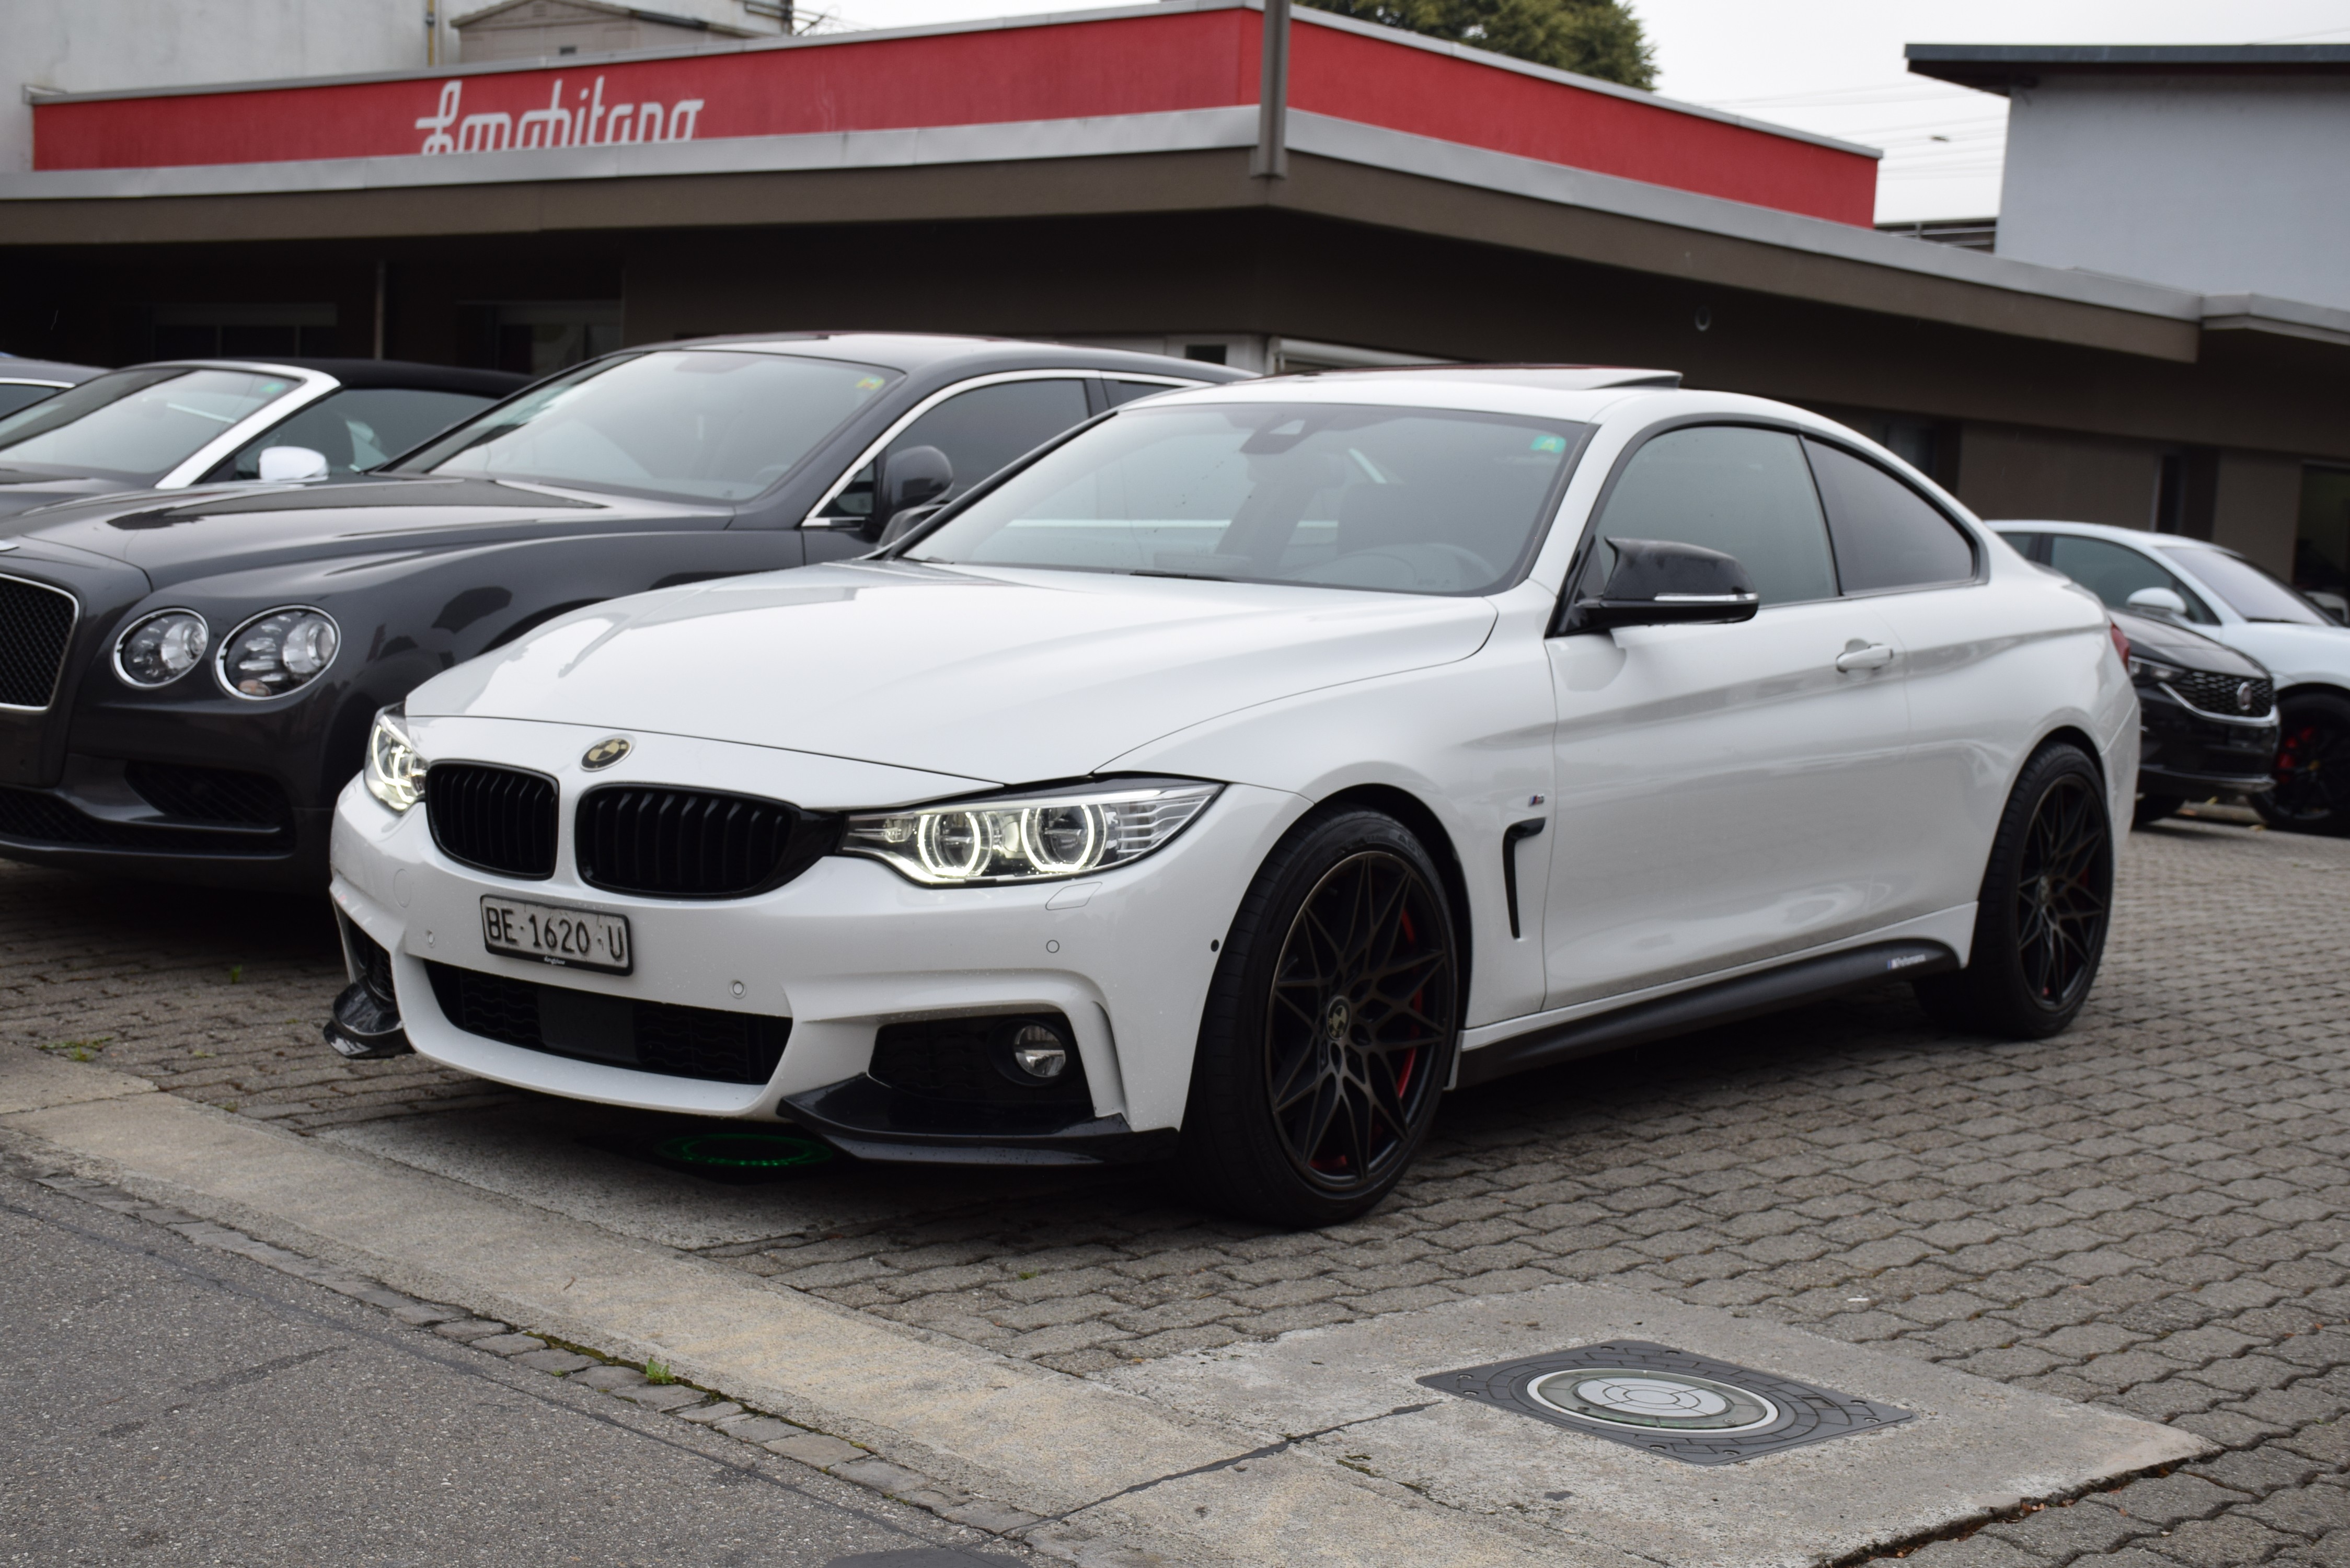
(903, 401, 1586, 596)
(396, 350, 900, 502)
(0, 366, 299, 482)
(213, 388, 497, 480)
(2164, 546, 2335, 626)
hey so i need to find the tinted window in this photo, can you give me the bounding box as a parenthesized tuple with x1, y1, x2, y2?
(0, 384, 63, 419)
(815, 378, 1093, 525)
(1592, 426, 1836, 605)
(1105, 378, 1185, 408)
(908, 401, 1582, 596)
(0, 367, 297, 481)
(404, 351, 898, 502)
(1803, 439, 1975, 591)
(2163, 546, 2333, 626)
(1997, 531, 2044, 561)
(216, 388, 494, 479)
(2046, 535, 2219, 625)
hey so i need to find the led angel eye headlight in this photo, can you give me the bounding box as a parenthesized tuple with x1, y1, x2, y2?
(217, 606, 340, 700)
(364, 706, 427, 814)
(842, 779, 1222, 886)
(113, 609, 210, 688)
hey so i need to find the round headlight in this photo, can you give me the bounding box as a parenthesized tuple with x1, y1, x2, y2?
(113, 610, 210, 688)
(217, 607, 340, 699)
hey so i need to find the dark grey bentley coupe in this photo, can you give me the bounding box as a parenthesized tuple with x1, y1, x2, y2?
(0, 333, 1242, 888)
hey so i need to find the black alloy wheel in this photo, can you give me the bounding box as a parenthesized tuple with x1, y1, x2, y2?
(1182, 809, 1460, 1228)
(2258, 692, 2350, 834)
(1915, 742, 2114, 1039)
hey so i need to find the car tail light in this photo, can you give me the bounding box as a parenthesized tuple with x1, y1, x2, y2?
(2109, 619, 2130, 665)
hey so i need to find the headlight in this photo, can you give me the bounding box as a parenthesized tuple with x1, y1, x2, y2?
(218, 606, 340, 699)
(2127, 655, 2186, 685)
(842, 778, 1221, 885)
(113, 609, 209, 688)
(364, 706, 425, 813)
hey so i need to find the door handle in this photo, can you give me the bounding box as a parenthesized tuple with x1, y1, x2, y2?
(1834, 642, 1896, 673)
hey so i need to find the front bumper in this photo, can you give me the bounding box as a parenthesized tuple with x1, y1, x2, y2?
(0, 754, 325, 890)
(2137, 687, 2277, 797)
(327, 725, 1299, 1157)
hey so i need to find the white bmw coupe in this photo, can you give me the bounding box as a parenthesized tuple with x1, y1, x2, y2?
(326, 368, 2137, 1225)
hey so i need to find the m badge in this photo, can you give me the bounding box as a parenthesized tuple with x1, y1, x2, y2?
(582, 736, 632, 770)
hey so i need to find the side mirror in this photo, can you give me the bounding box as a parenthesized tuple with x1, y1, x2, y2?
(257, 445, 330, 483)
(1565, 537, 1760, 633)
(877, 503, 944, 548)
(2125, 585, 2189, 617)
(878, 445, 952, 526)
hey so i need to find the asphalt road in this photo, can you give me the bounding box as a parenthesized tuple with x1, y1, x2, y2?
(0, 1167, 1026, 1568)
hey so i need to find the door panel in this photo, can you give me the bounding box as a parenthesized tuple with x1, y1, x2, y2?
(1542, 601, 1911, 1007)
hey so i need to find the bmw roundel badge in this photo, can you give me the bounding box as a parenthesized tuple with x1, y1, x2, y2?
(582, 736, 632, 770)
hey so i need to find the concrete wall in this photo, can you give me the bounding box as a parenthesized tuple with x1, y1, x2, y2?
(1997, 73, 2350, 312)
(1954, 424, 2162, 528)
(2211, 451, 2305, 576)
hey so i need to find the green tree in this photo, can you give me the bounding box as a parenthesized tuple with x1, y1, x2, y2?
(1302, 0, 1657, 90)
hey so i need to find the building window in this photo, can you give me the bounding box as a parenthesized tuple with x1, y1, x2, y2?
(462, 301, 623, 376)
(144, 304, 338, 360)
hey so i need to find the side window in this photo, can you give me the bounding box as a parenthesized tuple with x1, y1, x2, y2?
(1803, 439, 1976, 592)
(0, 384, 63, 419)
(216, 388, 494, 480)
(2046, 535, 2219, 624)
(1104, 378, 1187, 408)
(1591, 425, 1837, 606)
(1997, 531, 2045, 562)
(814, 378, 1092, 525)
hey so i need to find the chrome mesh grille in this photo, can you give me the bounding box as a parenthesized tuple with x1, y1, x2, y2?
(2168, 671, 2274, 719)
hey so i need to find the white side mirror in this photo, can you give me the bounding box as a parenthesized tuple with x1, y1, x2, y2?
(257, 445, 329, 483)
(2126, 586, 2188, 617)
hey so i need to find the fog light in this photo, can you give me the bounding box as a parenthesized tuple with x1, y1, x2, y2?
(1007, 1022, 1069, 1081)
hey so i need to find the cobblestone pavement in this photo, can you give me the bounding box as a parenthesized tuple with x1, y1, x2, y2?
(3, 811, 2346, 1565)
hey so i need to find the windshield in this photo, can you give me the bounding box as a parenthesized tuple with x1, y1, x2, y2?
(2165, 546, 2334, 626)
(904, 402, 1586, 596)
(0, 366, 298, 481)
(397, 350, 900, 502)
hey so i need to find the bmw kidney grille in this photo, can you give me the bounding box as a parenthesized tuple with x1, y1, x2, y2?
(575, 785, 830, 898)
(425, 763, 559, 879)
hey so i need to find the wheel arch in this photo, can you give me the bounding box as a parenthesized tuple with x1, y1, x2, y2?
(1311, 782, 1477, 1036)
(2274, 681, 2350, 707)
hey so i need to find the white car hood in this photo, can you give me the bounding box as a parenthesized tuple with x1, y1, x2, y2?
(408, 562, 1500, 785)
(2209, 619, 2350, 687)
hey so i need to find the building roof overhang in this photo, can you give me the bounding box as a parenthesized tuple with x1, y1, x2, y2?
(1908, 41, 2350, 94)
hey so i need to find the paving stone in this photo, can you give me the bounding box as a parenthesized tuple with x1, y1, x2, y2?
(511, 1348, 597, 1374)
(615, 1383, 706, 1411)
(712, 1414, 796, 1445)
(569, 1365, 649, 1391)
(432, 1318, 511, 1341)
(468, 1332, 546, 1356)
(675, 1400, 744, 1424)
(765, 1432, 865, 1467)
(834, 1458, 931, 1496)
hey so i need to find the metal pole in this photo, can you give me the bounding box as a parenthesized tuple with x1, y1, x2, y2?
(1251, 0, 1289, 179)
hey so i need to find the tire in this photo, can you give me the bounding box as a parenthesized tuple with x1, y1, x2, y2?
(2257, 692, 2350, 835)
(2132, 793, 2184, 829)
(1914, 742, 2114, 1039)
(1180, 808, 1460, 1228)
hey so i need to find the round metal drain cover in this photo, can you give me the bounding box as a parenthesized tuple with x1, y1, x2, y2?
(1528, 1367, 1779, 1433)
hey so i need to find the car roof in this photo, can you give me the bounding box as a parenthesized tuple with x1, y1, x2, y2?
(1993, 520, 2245, 558)
(653, 331, 1254, 382)
(1277, 364, 1681, 392)
(121, 358, 531, 396)
(0, 356, 105, 387)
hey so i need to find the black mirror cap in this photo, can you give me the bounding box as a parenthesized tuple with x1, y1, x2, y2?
(1565, 537, 1760, 632)
(881, 444, 953, 517)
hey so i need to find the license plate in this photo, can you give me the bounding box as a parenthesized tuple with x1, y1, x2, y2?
(480, 896, 632, 975)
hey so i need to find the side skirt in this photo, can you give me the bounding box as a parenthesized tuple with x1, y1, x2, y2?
(1454, 940, 1958, 1089)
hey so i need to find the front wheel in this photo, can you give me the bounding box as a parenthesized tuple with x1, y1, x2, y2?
(1915, 742, 2114, 1039)
(2257, 693, 2350, 834)
(1181, 809, 1460, 1228)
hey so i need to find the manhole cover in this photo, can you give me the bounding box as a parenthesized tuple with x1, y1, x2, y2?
(1419, 1340, 1910, 1465)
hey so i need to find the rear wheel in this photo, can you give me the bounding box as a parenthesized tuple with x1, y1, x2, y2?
(1915, 742, 2113, 1039)
(2257, 693, 2350, 834)
(1181, 809, 1459, 1228)
(2132, 793, 2184, 828)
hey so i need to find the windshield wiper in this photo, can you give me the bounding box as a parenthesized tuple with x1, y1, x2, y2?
(1129, 568, 1233, 582)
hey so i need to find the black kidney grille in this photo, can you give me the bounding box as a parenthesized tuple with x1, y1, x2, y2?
(427, 764, 557, 879)
(577, 785, 826, 898)
(0, 575, 76, 710)
(2168, 670, 2274, 718)
(424, 961, 788, 1085)
(124, 762, 292, 827)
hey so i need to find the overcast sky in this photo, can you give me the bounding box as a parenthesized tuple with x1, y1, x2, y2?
(820, 0, 2350, 224)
